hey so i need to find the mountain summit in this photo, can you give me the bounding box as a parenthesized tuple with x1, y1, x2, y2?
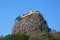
(12, 11, 51, 35)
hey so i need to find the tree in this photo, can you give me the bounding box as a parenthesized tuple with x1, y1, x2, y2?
(15, 15, 21, 21)
(54, 32, 60, 40)
(29, 35, 38, 40)
(0, 35, 3, 40)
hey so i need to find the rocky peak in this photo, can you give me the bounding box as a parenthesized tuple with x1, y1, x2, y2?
(12, 11, 51, 35)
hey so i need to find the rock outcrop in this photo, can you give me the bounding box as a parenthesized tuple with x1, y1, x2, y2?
(12, 11, 51, 35)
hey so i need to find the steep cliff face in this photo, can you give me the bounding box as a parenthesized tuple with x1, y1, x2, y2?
(12, 11, 50, 35)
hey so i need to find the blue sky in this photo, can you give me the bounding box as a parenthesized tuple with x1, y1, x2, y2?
(0, 0, 60, 36)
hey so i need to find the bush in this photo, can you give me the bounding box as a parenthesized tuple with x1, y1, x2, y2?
(15, 16, 21, 21)
(29, 32, 56, 40)
(2, 34, 29, 40)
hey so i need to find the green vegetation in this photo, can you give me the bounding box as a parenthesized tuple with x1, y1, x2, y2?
(0, 32, 60, 40)
(0, 35, 3, 40)
(1, 33, 29, 40)
(29, 32, 55, 40)
(15, 15, 21, 21)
